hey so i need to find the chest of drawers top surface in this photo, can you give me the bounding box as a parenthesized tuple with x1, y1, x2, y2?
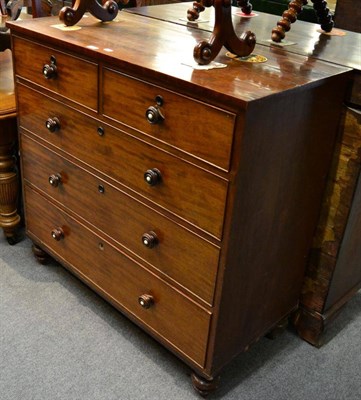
(126, 3, 361, 71)
(7, 12, 351, 107)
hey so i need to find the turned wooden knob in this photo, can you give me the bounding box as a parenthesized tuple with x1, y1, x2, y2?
(141, 231, 158, 249)
(48, 173, 62, 187)
(187, 1, 205, 21)
(145, 106, 164, 124)
(45, 117, 60, 133)
(51, 227, 64, 241)
(43, 56, 57, 79)
(145, 95, 164, 124)
(144, 168, 162, 186)
(138, 294, 154, 309)
(105, 0, 118, 15)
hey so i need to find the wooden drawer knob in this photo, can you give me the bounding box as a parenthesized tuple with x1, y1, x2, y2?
(51, 227, 64, 241)
(145, 106, 164, 124)
(45, 117, 61, 133)
(138, 294, 154, 309)
(141, 231, 158, 249)
(144, 168, 162, 186)
(43, 56, 57, 79)
(145, 95, 164, 124)
(48, 173, 62, 187)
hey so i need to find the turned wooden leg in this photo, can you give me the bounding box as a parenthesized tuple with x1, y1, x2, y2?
(191, 0, 256, 65)
(32, 243, 51, 265)
(271, 0, 308, 42)
(191, 373, 220, 396)
(0, 117, 21, 245)
(310, 0, 334, 32)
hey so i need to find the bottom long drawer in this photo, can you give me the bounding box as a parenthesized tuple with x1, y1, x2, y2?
(24, 185, 211, 367)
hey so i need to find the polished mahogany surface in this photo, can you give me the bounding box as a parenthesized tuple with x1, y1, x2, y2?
(6, 12, 351, 108)
(125, 2, 361, 70)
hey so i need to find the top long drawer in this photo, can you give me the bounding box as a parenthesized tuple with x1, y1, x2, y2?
(102, 68, 236, 171)
(12, 36, 98, 111)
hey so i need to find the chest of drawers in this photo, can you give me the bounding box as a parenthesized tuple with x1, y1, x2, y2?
(8, 12, 351, 394)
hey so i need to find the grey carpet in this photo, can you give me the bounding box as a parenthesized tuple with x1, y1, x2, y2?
(1, 234, 360, 400)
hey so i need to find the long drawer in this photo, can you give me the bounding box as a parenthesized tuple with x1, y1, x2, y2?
(102, 68, 236, 171)
(21, 133, 220, 305)
(12, 36, 98, 111)
(17, 84, 228, 238)
(24, 185, 211, 367)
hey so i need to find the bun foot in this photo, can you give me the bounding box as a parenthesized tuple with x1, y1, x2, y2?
(191, 373, 220, 396)
(32, 244, 51, 265)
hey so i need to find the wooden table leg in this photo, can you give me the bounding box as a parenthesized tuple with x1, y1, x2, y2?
(0, 116, 21, 244)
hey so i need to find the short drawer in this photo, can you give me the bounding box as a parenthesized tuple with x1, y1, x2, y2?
(12, 36, 98, 110)
(24, 185, 211, 367)
(18, 84, 228, 238)
(22, 134, 220, 305)
(102, 68, 236, 171)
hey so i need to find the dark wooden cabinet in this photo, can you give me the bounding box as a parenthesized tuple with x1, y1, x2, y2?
(7, 10, 351, 393)
(334, 0, 361, 33)
(293, 103, 361, 346)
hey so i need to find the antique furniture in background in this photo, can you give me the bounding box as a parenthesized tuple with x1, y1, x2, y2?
(0, 49, 20, 244)
(59, 0, 120, 26)
(292, 61, 361, 347)
(187, 0, 256, 64)
(0, 1, 23, 243)
(291, 0, 361, 349)
(7, 10, 350, 394)
(271, 0, 334, 42)
(334, 0, 361, 33)
(127, 2, 361, 348)
(293, 105, 361, 346)
(0, 0, 61, 243)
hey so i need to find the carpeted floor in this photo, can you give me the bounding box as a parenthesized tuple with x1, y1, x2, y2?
(1, 233, 360, 400)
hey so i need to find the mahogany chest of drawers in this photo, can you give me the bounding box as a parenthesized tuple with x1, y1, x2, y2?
(7, 12, 351, 393)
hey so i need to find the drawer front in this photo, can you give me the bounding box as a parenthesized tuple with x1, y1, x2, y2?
(12, 36, 98, 110)
(24, 185, 211, 367)
(18, 84, 228, 238)
(102, 68, 236, 171)
(22, 134, 220, 305)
